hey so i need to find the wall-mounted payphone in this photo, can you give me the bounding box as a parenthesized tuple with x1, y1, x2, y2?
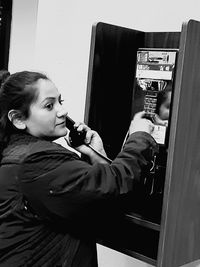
(85, 21, 200, 266)
(85, 22, 179, 223)
(131, 49, 178, 221)
(135, 49, 177, 145)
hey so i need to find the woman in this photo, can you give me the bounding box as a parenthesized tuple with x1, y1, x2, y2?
(0, 70, 157, 267)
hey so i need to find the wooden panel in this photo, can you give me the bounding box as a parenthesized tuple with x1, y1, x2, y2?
(157, 19, 200, 267)
(85, 20, 200, 266)
(85, 22, 145, 159)
(144, 32, 180, 48)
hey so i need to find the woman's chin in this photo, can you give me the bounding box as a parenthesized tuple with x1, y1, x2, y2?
(45, 129, 68, 141)
(57, 128, 68, 138)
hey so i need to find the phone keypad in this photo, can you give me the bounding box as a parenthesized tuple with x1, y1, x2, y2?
(144, 96, 157, 117)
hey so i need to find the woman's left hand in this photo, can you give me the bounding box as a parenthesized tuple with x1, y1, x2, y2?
(65, 122, 107, 162)
(75, 122, 106, 154)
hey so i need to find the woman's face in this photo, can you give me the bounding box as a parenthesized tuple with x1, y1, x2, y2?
(24, 78, 68, 140)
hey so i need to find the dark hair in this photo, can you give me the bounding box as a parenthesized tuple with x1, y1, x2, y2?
(0, 70, 49, 155)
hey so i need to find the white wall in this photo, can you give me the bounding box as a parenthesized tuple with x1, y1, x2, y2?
(9, 0, 39, 72)
(8, 0, 200, 266)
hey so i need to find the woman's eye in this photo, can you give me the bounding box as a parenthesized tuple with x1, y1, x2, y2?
(45, 103, 53, 110)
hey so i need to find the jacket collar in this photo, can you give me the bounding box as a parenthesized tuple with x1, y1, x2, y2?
(1, 132, 39, 165)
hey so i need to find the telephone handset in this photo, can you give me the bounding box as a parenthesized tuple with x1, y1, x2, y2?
(65, 115, 86, 147)
(65, 115, 112, 163)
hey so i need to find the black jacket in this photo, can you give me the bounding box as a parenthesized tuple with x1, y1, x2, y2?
(0, 131, 157, 266)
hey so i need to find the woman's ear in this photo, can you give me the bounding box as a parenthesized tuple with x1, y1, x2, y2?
(7, 109, 26, 130)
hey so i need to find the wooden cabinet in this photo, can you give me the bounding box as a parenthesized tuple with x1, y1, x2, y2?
(84, 20, 200, 267)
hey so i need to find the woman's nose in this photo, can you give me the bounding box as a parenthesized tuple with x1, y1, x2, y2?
(57, 105, 68, 117)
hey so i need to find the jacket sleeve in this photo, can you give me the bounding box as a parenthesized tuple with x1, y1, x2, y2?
(17, 132, 158, 223)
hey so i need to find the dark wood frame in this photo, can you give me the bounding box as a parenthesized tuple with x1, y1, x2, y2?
(84, 20, 200, 267)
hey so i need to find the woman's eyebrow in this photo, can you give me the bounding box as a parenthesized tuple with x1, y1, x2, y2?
(43, 97, 55, 101)
(41, 94, 61, 104)
(40, 97, 56, 104)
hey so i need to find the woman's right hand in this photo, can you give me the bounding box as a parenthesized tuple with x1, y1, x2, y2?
(129, 111, 154, 135)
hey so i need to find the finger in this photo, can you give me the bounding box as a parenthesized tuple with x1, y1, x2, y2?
(85, 130, 95, 144)
(153, 114, 168, 126)
(133, 110, 146, 120)
(75, 122, 90, 132)
(73, 122, 83, 130)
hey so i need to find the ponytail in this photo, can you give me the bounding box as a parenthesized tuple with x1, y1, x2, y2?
(0, 69, 10, 87)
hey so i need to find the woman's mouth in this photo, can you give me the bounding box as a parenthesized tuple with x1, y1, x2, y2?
(57, 121, 65, 126)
